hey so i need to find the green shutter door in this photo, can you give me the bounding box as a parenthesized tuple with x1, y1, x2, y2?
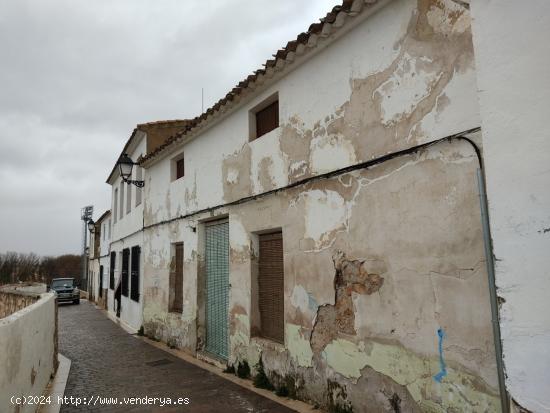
(205, 219, 229, 360)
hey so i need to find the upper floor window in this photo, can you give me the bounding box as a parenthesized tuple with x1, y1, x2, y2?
(126, 180, 132, 214)
(135, 167, 143, 206)
(176, 158, 185, 179)
(113, 189, 118, 224)
(119, 182, 125, 220)
(171, 153, 185, 182)
(250, 93, 279, 141)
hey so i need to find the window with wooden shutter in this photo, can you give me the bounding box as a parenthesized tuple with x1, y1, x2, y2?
(130, 246, 140, 302)
(169, 243, 184, 313)
(99, 265, 103, 297)
(135, 167, 143, 206)
(109, 252, 116, 289)
(119, 182, 124, 220)
(121, 248, 129, 297)
(113, 189, 118, 224)
(126, 181, 132, 214)
(255, 100, 279, 140)
(258, 231, 284, 343)
(176, 157, 185, 180)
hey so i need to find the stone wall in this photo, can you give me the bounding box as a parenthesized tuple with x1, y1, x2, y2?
(0, 292, 38, 318)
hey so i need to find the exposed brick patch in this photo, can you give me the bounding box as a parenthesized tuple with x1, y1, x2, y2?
(310, 251, 384, 353)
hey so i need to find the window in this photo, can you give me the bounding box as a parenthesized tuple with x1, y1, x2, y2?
(135, 167, 143, 206)
(256, 100, 278, 138)
(108, 219, 111, 239)
(169, 243, 184, 313)
(170, 153, 185, 182)
(119, 182, 125, 220)
(126, 180, 132, 214)
(113, 189, 118, 224)
(109, 252, 116, 289)
(258, 231, 284, 343)
(103, 223, 106, 241)
(130, 246, 140, 302)
(121, 248, 129, 297)
(176, 157, 185, 180)
(99, 265, 104, 297)
(250, 94, 279, 141)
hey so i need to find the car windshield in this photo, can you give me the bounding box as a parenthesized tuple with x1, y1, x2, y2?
(52, 279, 74, 288)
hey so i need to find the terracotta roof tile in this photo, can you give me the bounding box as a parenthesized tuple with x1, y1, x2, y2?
(141, 0, 380, 164)
(106, 119, 191, 183)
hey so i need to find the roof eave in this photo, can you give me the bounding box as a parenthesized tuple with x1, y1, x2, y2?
(141, 0, 392, 169)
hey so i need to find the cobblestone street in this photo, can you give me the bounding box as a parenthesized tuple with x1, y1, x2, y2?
(58, 301, 294, 412)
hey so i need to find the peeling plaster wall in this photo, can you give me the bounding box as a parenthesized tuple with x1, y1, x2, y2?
(145, 139, 500, 411)
(144, 0, 480, 225)
(140, 1, 500, 411)
(142, 219, 200, 350)
(471, 2, 550, 412)
(225, 140, 500, 413)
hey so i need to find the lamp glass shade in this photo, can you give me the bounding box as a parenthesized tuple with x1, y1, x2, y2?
(118, 153, 134, 180)
(87, 220, 95, 232)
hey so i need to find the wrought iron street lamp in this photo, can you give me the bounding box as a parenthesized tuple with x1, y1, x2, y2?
(117, 153, 144, 187)
(87, 219, 95, 233)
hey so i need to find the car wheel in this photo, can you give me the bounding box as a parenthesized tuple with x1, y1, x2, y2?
(74, 299, 80, 305)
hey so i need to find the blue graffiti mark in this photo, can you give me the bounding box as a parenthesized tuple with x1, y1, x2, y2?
(307, 292, 318, 311)
(433, 328, 447, 383)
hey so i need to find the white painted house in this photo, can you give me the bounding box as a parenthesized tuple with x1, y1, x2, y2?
(137, 1, 500, 411)
(87, 210, 111, 307)
(105, 121, 189, 331)
(470, 2, 550, 412)
(89, 1, 550, 412)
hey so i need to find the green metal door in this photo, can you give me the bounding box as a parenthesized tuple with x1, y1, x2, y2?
(205, 219, 229, 360)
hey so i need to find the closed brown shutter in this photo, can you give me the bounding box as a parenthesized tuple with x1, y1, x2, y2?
(255, 100, 279, 139)
(169, 243, 184, 313)
(258, 231, 284, 343)
(176, 157, 185, 179)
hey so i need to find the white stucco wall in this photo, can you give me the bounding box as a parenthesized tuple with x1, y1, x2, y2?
(471, 2, 550, 412)
(108, 134, 145, 330)
(144, 0, 480, 225)
(95, 213, 111, 305)
(0, 292, 56, 413)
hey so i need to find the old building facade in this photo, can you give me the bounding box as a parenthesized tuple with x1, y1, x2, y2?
(87, 1, 550, 412)
(88, 210, 111, 308)
(140, 0, 499, 411)
(103, 121, 190, 330)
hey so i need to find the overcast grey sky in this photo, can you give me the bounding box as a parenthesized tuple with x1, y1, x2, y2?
(0, 0, 336, 256)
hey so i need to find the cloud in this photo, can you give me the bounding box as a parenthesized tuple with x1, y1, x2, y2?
(0, 0, 336, 255)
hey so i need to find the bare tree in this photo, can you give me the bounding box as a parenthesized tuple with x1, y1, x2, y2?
(16, 252, 40, 281)
(0, 252, 82, 285)
(0, 252, 19, 284)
